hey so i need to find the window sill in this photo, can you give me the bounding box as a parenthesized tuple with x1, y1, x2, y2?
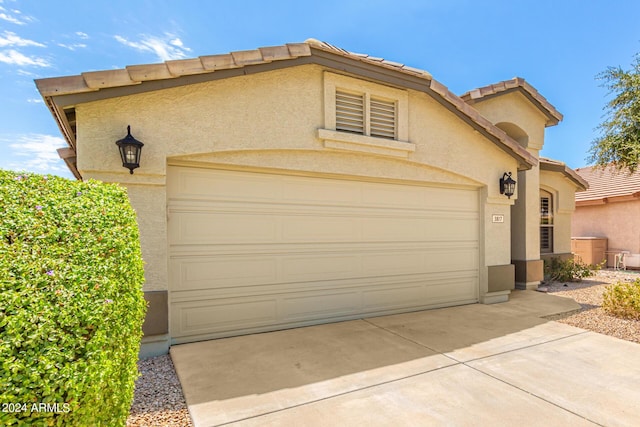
(317, 129, 415, 159)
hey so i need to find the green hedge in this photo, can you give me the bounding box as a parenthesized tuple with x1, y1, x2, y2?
(0, 170, 146, 426)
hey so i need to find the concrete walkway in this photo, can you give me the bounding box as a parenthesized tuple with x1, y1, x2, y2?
(170, 291, 640, 426)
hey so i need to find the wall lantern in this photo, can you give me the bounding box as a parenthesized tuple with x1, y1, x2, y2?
(500, 172, 516, 199)
(115, 125, 144, 174)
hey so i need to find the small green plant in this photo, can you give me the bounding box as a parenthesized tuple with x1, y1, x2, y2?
(544, 257, 599, 282)
(0, 170, 146, 426)
(602, 279, 640, 320)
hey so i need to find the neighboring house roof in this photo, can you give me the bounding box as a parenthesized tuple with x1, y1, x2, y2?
(36, 39, 541, 179)
(539, 158, 588, 191)
(574, 165, 640, 205)
(460, 77, 563, 127)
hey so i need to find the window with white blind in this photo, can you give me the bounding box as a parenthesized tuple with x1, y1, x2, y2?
(335, 90, 397, 140)
(540, 190, 553, 253)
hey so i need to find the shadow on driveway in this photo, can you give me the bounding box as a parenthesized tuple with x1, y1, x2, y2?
(170, 291, 640, 426)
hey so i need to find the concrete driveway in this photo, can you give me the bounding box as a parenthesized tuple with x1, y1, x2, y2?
(170, 291, 640, 426)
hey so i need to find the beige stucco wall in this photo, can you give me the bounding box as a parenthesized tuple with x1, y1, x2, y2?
(122, 184, 167, 292)
(467, 89, 552, 267)
(540, 170, 578, 255)
(75, 64, 519, 295)
(468, 91, 548, 151)
(572, 201, 640, 253)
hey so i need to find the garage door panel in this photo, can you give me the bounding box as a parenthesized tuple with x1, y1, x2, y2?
(423, 248, 479, 272)
(169, 212, 278, 244)
(361, 285, 425, 311)
(176, 298, 278, 337)
(168, 166, 480, 343)
(281, 291, 361, 321)
(281, 254, 359, 282)
(424, 277, 479, 302)
(282, 216, 359, 241)
(171, 257, 279, 291)
(281, 177, 361, 205)
(171, 245, 478, 292)
(361, 252, 425, 276)
(170, 169, 281, 202)
(420, 218, 479, 241)
(170, 273, 478, 342)
(170, 270, 479, 303)
(169, 208, 477, 245)
(361, 184, 429, 209)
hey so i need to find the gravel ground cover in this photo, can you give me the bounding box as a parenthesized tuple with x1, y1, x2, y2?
(540, 269, 640, 344)
(126, 355, 193, 427)
(126, 269, 639, 426)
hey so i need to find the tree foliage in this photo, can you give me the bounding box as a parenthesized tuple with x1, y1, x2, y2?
(589, 53, 640, 172)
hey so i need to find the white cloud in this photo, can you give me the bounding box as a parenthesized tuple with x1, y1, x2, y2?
(5, 134, 67, 173)
(16, 69, 37, 76)
(115, 33, 191, 61)
(57, 42, 86, 51)
(76, 31, 89, 39)
(0, 30, 45, 47)
(0, 49, 49, 66)
(27, 98, 43, 103)
(0, 12, 23, 25)
(0, 7, 32, 25)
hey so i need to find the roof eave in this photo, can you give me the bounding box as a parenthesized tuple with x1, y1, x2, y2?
(540, 159, 588, 191)
(39, 93, 82, 180)
(36, 40, 539, 177)
(461, 78, 563, 127)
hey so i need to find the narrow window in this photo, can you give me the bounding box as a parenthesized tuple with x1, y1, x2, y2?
(540, 190, 553, 253)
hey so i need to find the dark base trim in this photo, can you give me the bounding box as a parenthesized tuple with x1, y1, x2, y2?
(512, 259, 544, 284)
(488, 264, 515, 292)
(143, 290, 168, 336)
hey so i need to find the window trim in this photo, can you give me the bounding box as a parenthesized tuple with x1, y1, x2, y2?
(323, 72, 408, 140)
(321, 72, 411, 158)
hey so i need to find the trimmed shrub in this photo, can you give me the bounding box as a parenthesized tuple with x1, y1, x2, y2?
(602, 279, 640, 320)
(543, 257, 599, 283)
(0, 170, 146, 426)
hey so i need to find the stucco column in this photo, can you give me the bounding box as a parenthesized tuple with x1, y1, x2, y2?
(511, 166, 543, 289)
(123, 182, 170, 357)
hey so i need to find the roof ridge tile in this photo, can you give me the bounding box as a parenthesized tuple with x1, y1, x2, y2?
(230, 49, 265, 66)
(165, 58, 205, 77)
(81, 69, 140, 89)
(200, 53, 240, 70)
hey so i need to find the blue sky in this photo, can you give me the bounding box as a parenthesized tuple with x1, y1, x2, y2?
(1, 0, 639, 179)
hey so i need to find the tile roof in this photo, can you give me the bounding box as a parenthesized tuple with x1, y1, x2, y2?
(460, 77, 563, 126)
(35, 39, 432, 97)
(36, 38, 542, 178)
(574, 165, 640, 202)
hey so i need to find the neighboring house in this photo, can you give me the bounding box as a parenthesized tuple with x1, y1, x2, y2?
(35, 39, 587, 356)
(572, 165, 640, 268)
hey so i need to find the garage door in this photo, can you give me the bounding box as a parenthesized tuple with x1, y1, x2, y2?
(167, 166, 479, 344)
